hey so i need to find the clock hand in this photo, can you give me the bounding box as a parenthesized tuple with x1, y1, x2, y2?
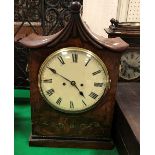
(125, 63, 140, 73)
(47, 67, 85, 98)
(47, 67, 72, 83)
(71, 81, 85, 98)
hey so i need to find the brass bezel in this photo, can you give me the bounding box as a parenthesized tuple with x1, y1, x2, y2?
(38, 47, 110, 114)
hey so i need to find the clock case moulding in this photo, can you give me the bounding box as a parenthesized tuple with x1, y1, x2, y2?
(18, 1, 129, 149)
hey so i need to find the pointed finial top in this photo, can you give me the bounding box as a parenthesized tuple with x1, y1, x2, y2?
(70, 1, 81, 13)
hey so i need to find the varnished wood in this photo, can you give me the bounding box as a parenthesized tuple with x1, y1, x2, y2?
(104, 27, 140, 48)
(116, 83, 140, 142)
(28, 39, 121, 148)
(29, 135, 114, 149)
(113, 83, 140, 155)
(104, 20, 140, 48)
(105, 19, 140, 38)
(18, 31, 62, 48)
(19, 3, 128, 51)
(19, 28, 128, 51)
(83, 22, 129, 51)
(14, 24, 43, 42)
(105, 19, 140, 82)
(18, 1, 128, 149)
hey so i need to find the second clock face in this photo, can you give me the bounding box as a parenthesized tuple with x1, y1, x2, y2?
(38, 47, 110, 113)
(119, 51, 140, 80)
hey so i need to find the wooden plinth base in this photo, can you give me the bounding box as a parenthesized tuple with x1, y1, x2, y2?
(29, 134, 114, 149)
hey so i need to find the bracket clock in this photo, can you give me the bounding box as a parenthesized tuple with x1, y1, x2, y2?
(19, 2, 128, 149)
(105, 18, 140, 82)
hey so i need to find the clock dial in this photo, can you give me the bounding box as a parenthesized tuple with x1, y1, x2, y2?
(119, 51, 140, 80)
(38, 47, 110, 113)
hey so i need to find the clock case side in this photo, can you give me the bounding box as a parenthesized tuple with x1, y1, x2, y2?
(19, 1, 129, 149)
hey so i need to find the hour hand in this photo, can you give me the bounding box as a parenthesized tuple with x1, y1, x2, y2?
(71, 81, 85, 98)
(79, 91, 85, 98)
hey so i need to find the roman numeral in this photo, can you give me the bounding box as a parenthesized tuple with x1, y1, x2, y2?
(92, 70, 101, 76)
(94, 82, 103, 87)
(89, 92, 98, 99)
(82, 100, 87, 106)
(43, 79, 52, 83)
(57, 56, 65, 65)
(46, 89, 55, 96)
(85, 58, 91, 66)
(56, 97, 62, 105)
(72, 53, 78, 63)
(70, 101, 74, 108)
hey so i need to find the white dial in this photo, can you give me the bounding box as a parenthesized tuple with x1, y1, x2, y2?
(120, 51, 140, 80)
(38, 47, 110, 113)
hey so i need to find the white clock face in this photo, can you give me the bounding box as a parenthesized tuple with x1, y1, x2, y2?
(119, 51, 140, 80)
(38, 47, 110, 113)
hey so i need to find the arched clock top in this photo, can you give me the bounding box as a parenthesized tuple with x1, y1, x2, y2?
(18, 1, 129, 52)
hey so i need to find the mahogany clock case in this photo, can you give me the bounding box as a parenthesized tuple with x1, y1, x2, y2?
(19, 2, 129, 149)
(28, 41, 121, 149)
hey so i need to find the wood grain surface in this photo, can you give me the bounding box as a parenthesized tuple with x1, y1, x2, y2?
(113, 82, 140, 155)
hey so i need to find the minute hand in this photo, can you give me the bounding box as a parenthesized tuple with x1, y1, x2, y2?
(47, 67, 72, 82)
